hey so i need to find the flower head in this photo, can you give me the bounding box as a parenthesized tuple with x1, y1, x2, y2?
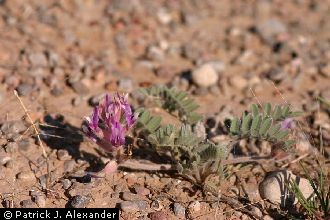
(281, 118, 295, 129)
(82, 93, 137, 152)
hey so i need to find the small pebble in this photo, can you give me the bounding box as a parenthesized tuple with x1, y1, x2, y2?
(110, 192, 119, 199)
(251, 206, 262, 218)
(16, 83, 34, 96)
(37, 174, 51, 189)
(157, 9, 172, 25)
(64, 160, 76, 172)
(171, 76, 188, 91)
(182, 43, 200, 61)
(257, 19, 287, 45)
(133, 186, 150, 196)
(72, 96, 82, 106)
(191, 64, 219, 87)
(57, 149, 71, 161)
(70, 81, 89, 95)
(17, 171, 35, 181)
(21, 199, 37, 208)
(264, 215, 274, 220)
(48, 51, 59, 67)
(188, 201, 201, 213)
(28, 52, 48, 67)
(193, 87, 208, 96)
(50, 86, 63, 97)
(17, 138, 30, 151)
(230, 75, 248, 90)
(245, 182, 261, 202)
(154, 66, 176, 78)
(1, 120, 27, 136)
(34, 194, 46, 208)
(5, 160, 14, 168)
(62, 179, 72, 190)
(5, 142, 18, 153)
(178, 77, 189, 91)
(295, 135, 313, 153)
(70, 195, 91, 208)
(67, 182, 92, 197)
(114, 184, 127, 193)
(125, 173, 138, 186)
(120, 200, 148, 212)
(117, 78, 133, 92)
(149, 211, 167, 220)
(0, 155, 11, 165)
(181, 10, 198, 25)
(147, 46, 164, 61)
(122, 192, 145, 201)
(150, 200, 163, 211)
(173, 202, 185, 218)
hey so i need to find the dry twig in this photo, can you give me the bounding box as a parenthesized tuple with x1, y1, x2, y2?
(14, 90, 51, 188)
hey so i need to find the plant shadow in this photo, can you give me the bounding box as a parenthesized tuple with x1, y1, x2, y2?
(39, 114, 104, 174)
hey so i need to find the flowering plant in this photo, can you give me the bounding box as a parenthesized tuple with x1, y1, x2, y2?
(82, 93, 137, 176)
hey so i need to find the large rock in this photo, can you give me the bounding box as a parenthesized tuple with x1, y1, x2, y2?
(191, 64, 219, 87)
(259, 170, 314, 207)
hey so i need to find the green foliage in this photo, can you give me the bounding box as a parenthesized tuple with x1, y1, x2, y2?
(134, 108, 162, 136)
(289, 162, 330, 219)
(136, 85, 212, 184)
(135, 87, 301, 188)
(229, 103, 302, 151)
(139, 85, 202, 124)
(145, 122, 229, 184)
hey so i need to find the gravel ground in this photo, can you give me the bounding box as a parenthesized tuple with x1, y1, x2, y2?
(0, 0, 329, 219)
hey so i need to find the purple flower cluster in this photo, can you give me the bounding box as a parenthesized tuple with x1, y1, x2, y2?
(281, 118, 295, 129)
(83, 93, 136, 152)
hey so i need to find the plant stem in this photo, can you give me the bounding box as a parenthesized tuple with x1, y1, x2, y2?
(118, 156, 273, 171)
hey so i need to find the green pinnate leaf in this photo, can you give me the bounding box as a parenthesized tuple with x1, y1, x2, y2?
(259, 117, 272, 137)
(267, 123, 281, 137)
(139, 110, 150, 124)
(250, 115, 262, 137)
(282, 105, 290, 118)
(264, 103, 272, 116)
(289, 111, 303, 117)
(251, 104, 259, 117)
(140, 85, 202, 124)
(274, 129, 289, 141)
(241, 113, 253, 135)
(273, 106, 282, 120)
(230, 118, 241, 135)
(187, 112, 203, 124)
(147, 116, 162, 132)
